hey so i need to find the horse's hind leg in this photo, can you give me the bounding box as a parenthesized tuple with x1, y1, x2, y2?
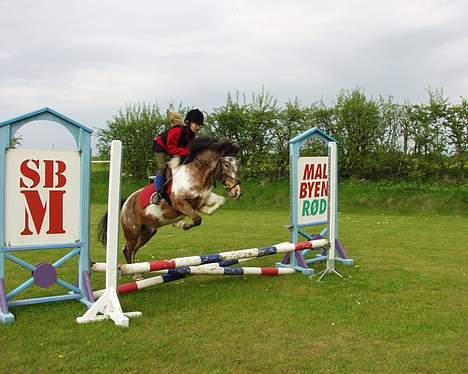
(123, 242, 135, 264)
(122, 227, 139, 264)
(131, 225, 157, 263)
(129, 225, 157, 280)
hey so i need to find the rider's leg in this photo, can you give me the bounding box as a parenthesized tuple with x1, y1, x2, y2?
(152, 152, 167, 204)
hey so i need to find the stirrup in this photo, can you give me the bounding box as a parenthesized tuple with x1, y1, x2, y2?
(151, 192, 162, 205)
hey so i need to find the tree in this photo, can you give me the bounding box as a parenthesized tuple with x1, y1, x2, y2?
(271, 99, 310, 179)
(210, 89, 280, 179)
(334, 89, 382, 179)
(97, 103, 166, 179)
(445, 98, 468, 180)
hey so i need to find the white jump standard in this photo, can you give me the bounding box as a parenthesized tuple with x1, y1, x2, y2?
(77, 140, 141, 327)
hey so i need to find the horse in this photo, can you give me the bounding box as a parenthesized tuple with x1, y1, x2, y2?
(97, 136, 242, 268)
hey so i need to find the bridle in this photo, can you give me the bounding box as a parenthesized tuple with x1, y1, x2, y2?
(216, 157, 241, 192)
(193, 155, 241, 192)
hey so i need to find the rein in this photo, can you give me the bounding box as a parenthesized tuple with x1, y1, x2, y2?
(219, 172, 241, 192)
(194, 156, 240, 191)
(215, 157, 241, 192)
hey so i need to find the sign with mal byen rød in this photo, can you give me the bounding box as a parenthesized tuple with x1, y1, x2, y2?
(297, 156, 328, 225)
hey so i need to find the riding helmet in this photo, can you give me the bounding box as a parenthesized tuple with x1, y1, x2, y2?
(185, 109, 204, 126)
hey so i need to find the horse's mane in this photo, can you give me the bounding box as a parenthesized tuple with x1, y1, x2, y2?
(185, 136, 240, 163)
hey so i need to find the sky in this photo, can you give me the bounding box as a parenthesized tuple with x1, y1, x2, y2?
(1, 0, 467, 152)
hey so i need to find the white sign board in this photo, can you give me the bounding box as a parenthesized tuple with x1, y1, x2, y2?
(297, 156, 329, 225)
(5, 149, 81, 246)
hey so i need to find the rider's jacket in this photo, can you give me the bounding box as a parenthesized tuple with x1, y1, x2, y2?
(154, 125, 195, 157)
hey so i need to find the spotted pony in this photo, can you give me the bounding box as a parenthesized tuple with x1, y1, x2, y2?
(97, 136, 241, 267)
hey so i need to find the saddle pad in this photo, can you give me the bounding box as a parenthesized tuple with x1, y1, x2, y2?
(139, 184, 156, 209)
(138, 181, 173, 209)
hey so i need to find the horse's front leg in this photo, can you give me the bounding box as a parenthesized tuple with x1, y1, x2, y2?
(198, 192, 226, 215)
(172, 200, 202, 230)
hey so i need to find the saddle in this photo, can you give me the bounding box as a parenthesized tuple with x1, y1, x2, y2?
(140, 168, 173, 209)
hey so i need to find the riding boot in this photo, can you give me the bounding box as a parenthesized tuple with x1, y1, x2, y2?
(152, 174, 165, 204)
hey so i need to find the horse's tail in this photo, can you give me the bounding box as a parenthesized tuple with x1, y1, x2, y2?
(97, 197, 127, 247)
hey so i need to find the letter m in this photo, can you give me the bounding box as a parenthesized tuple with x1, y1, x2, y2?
(20, 190, 66, 235)
(302, 163, 315, 180)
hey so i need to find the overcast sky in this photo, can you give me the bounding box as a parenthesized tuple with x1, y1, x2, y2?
(1, 0, 467, 151)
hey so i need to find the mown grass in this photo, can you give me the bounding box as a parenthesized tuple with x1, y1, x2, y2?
(1, 165, 467, 373)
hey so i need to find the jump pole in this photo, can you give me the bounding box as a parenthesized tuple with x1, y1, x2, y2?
(92, 239, 328, 276)
(77, 140, 141, 327)
(93, 266, 296, 298)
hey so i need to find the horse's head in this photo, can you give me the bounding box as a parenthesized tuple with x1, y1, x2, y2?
(217, 156, 242, 199)
(187, 136, 242, 199)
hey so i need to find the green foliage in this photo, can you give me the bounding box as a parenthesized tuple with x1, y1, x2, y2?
(96, 88, 467, 182)
(96, 103, 166, 179)
(334, 89, 383, 178)
(445, 98, 468, 180)
(209, 89, 280, 178)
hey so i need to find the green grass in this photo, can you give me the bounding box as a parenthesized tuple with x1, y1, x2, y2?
(1, 208, 467, 373)
(1, 166, 467, 372)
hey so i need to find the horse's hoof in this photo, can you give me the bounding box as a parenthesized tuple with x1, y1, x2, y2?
(173, 221, 185, 229)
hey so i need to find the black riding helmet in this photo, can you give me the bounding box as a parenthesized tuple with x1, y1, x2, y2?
(185, 109, 204, 126)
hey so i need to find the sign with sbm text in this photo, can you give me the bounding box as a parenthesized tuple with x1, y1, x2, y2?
(4, 149, 81, 246)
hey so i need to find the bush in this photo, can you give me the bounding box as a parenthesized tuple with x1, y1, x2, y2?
(97, 103, 166, 179)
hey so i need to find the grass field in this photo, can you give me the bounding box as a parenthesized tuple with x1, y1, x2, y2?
(1, 174, 467, 373)
(0, 164, 468, 373)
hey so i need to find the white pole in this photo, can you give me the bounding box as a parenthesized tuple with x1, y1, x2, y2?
(319, 141, 342, 280)
(77, 140, 141, 327)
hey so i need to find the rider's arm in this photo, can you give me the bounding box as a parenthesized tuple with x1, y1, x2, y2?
(166, 127, 190, 157)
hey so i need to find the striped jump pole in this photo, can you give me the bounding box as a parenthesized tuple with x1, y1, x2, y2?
(93, 272, 186, 298)
(92, 257, 253, 274)
(92, 239, 328, 276)
(93, 260, 238, 298)
(160, 266, 296, 276)
(93, 266, 296, 298)
(149, 258, 252, 275)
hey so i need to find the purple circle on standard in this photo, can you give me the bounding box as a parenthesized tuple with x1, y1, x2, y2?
(33, 263, 57, 288)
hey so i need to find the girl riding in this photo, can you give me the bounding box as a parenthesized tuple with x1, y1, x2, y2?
(152, 109, 204, 204)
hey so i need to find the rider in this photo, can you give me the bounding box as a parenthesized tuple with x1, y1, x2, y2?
(151, 108, 204, 204)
